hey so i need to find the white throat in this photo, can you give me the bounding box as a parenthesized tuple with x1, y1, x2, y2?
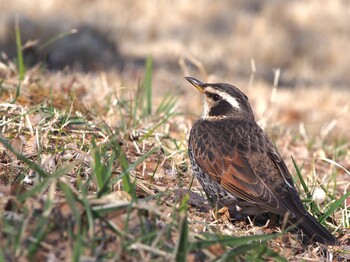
(201, 97, 210, 118)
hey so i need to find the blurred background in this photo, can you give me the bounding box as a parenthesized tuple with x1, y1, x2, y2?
(1, 0, 350, 86)
(1, 0, 350, 137)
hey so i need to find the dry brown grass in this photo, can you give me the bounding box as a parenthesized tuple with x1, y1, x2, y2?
(0, 1, 350, 261)
(1, 56, 350, 261)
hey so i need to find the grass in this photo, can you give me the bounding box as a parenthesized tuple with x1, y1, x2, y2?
(15, 15, 25, 82)
(0, 54, 350, 261)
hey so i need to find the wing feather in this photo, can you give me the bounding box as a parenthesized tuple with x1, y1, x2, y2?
(190, 120, 283, 212)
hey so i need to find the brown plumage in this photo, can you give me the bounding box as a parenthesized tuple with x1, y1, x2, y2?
(186, 76, 337, 245)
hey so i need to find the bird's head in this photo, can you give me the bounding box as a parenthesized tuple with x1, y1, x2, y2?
(185, 77, 254, 121)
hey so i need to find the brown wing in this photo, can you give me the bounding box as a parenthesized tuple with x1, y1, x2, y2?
(190, 119, 293, 214)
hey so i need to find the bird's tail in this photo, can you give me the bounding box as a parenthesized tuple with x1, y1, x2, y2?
(289, 211, 338, 245)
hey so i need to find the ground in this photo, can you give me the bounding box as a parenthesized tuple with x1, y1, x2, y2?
(0, 1, 350, 261)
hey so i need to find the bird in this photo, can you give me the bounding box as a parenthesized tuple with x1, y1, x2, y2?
(185, 76, 338, 245)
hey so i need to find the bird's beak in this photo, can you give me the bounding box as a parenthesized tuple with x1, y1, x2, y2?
(185, 77, 205, 94)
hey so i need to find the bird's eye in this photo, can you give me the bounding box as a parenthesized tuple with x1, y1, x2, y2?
(212, 94, 220, 101)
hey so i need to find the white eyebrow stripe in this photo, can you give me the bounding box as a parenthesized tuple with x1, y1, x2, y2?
(217, 90, 240, 109)
(205, 87, 240, 109)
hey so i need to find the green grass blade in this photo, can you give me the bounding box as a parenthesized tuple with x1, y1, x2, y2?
(292, 156, 321, 216)
(0, 79, 4, 97)
(13, 210, 28, 256)
(58, 182, 80, 221)
(132, 83, 140, 128)
(72, 234, 83, 262)
(58, 181, 84, 261)
(156, 93, 177, 115)
(0, 137, 49, 179)
(115, 146, 159, 199)
(174, 213, 189, 262)
(0, 248, 5, 262)
(216, 244, 287, 262)
(319, 191, 350, 224)
(292, 157, 310, 198)
(143, 56, 153, 117)
(91, 139, 117, 197)
(81, 197, 94, 238)
(27, 216, 50, 256)
(189, 232, 280, 251)
(125, 230, 158, 246)
(18, 164, 75, 202)
(119, 146, 159, 175)
(118, 149, 137, 199)
(215, 244, 256, 262)
(141, 111, 176, 140)
(178, 193, 189, 213)
(27, 196, 54, 256)
(15, 16, 25, 81)
(91, 139, 104, 190)
(11, 83, 21, 104)
(38, 29, 77, 50)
